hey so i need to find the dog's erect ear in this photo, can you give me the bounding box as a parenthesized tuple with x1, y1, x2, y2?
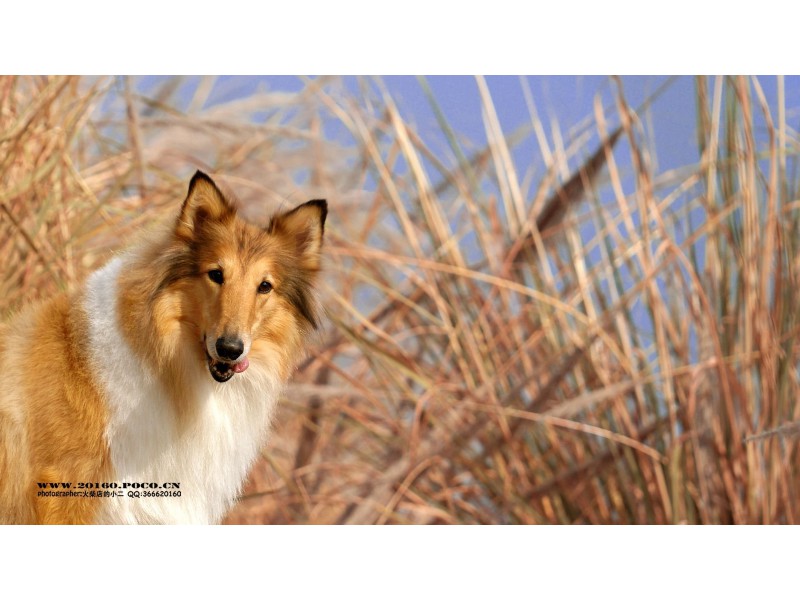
(270, 199, 327, 270)
(175, 171, 234, 240)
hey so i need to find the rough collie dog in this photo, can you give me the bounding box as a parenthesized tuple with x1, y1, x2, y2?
(0, 172, 326, 524)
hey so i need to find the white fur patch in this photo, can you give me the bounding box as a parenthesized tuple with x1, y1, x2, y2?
(85, 256, 282, 524)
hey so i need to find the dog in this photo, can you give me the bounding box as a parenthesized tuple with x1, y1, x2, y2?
(0, 171, 326, 524)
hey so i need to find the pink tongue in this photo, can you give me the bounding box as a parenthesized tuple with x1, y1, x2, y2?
(232, 357, 249, 373)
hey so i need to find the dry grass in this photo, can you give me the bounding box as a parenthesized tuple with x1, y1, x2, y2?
(2, 75, 798, 524)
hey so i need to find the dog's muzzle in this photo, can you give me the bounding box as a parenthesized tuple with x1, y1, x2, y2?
(203, 337, 250, 383)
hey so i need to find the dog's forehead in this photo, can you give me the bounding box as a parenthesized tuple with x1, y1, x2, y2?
(198, 217, 284, 268)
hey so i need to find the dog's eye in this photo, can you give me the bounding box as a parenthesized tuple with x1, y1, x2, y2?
(208, 269, 224, 284)
(258, 281, 273, 294)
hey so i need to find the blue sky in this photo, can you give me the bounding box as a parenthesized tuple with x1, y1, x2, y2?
(144, 75, 800, 183)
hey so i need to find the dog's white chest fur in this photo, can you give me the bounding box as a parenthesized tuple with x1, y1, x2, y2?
(84, 257, 281, 524)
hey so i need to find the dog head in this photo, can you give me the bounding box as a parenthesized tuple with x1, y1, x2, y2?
(169, 171, 326, 383)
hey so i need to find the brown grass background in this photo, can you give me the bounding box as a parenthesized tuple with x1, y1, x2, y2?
(2, 75, 799, 524)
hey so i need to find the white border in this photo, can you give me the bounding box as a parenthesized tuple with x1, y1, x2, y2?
(3, 526, 796, 596)
(3, 1, 796, 74)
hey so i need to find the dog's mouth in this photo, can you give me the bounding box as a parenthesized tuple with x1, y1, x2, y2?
(203, 343, 250, 383)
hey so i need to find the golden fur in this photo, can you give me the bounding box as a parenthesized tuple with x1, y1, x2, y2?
(0, 296, 110, 524)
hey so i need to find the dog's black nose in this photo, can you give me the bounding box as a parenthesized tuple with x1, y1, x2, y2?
(216, 336, 244, 361)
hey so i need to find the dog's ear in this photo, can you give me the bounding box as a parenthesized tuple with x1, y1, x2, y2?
(176, 171, 234, 240)
(270, 199, 327, 270)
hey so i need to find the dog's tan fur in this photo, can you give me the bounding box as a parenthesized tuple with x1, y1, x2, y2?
(0, 295, 111, 524)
